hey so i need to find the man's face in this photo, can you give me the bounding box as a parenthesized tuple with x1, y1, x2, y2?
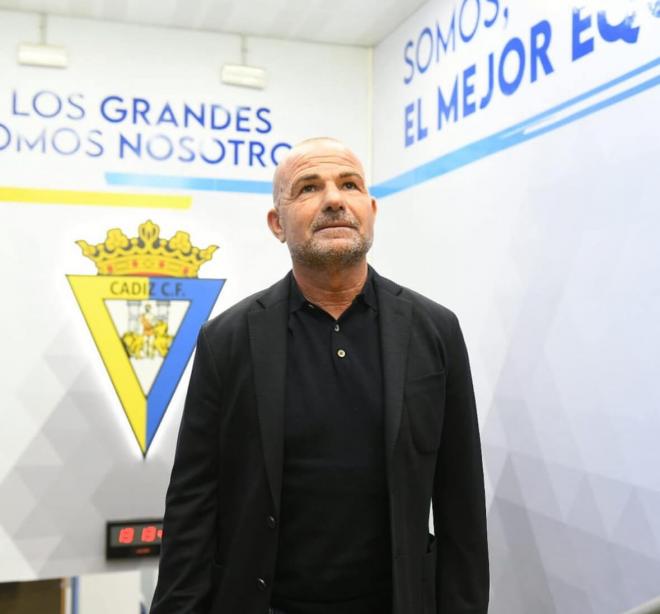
(268, 141, 377, 268)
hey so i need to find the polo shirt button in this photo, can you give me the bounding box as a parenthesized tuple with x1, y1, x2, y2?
(257, 577, 267, 591)
(337, 349, 346, 358)
(334, 323, 340, 332)
(267, 515, 277, 529)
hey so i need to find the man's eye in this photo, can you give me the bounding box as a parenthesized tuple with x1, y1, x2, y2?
(343, 181, 358, 189)
(300, 185, 316, 193)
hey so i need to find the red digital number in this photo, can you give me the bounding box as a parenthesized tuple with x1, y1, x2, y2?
(118, 527, 135, 544)
(157, 529, 163, 539)
(141, 525, 158, 543)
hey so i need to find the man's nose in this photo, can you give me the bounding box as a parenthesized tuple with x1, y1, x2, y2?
(322, 182, 344, 210)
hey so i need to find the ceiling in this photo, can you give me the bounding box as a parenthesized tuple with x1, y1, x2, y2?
(0, 0, 428, 46)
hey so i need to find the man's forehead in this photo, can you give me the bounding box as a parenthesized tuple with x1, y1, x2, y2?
(283, 145, 364, 182)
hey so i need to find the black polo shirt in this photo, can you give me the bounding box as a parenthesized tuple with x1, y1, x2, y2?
(271, 269, 392, 614)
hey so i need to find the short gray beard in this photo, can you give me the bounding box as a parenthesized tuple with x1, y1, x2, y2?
(289, 233, 372, 268)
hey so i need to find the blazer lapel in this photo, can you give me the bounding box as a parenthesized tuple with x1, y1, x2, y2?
(375, 273, 412, 464)
(247, 275, 290, 515)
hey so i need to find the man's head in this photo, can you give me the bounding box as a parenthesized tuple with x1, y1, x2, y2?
(267, 137, 377, 269)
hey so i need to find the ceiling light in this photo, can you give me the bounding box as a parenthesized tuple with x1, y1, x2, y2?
(221, 64, 267, 89)
(17, 43, 68, 68)
(221, 34, 266, 90)
(17, 13, 68, 69)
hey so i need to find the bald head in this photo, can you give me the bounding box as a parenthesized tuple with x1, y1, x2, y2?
(272, 137, 366, 209)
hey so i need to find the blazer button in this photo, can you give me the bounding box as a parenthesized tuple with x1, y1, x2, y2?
(267, 515, 277, 529)
(257, 577, 267, 591)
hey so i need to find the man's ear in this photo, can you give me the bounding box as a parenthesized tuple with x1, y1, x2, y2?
(267, 208, 286, 243)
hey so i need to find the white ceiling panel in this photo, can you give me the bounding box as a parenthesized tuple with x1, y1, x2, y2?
(0, 0, 429, 45)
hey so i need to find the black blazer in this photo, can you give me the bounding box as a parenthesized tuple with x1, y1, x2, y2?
(151, 270, 489, 614)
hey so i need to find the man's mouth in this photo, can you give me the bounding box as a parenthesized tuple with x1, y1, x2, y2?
(314, 221, 357, 232)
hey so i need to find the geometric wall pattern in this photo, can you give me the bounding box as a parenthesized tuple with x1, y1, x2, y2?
(0, 322, 176, 580)
(480, 142, 660, 613)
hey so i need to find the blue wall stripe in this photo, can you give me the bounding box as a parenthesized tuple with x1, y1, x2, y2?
(105, 172, 272, 194)
(370, 57, 660, 198)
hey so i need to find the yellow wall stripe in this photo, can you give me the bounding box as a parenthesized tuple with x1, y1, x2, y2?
(0, 186, 191, 209)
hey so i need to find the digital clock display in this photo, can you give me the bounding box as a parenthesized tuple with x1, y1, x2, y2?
(106, 519, 163, 559)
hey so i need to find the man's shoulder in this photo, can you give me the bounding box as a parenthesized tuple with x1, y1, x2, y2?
(374, 270, 458, 326)
(201, 273, 289, 339)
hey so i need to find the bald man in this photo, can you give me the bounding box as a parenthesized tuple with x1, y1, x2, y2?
(151, 138, 489, 614)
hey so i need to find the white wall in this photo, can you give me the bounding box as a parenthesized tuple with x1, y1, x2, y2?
(372, 1, 660, 613)
(0, 9, 370, 581)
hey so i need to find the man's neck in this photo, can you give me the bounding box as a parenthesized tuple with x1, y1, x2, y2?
(292, 260, 368, 320)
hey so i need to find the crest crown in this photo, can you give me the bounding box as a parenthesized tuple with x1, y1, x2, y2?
(76, 220, 217, 277)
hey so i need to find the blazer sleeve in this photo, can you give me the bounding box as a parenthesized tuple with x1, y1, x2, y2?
(432, 312, 489, 614)
(150, 324, 221, 614)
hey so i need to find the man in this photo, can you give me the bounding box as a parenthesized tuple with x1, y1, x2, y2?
(150, 137, 489, 614)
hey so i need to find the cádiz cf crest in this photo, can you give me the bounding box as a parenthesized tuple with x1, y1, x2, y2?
(67, 220, 224, 456)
